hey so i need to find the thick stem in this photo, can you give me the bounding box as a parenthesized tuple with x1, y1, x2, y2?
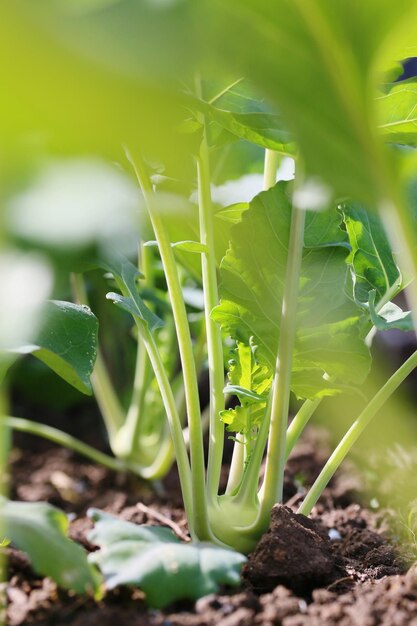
(258, 203, 306, 519)
(196, 91, 225, 500)
(71, 274, 125, 444)
(298, 349, 417, 516)
(129, 151, 212, 540)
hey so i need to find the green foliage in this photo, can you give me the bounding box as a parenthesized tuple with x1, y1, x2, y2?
(9, 300, 98, 395)
(191, 81, 296, 154)
(341, 203, 401, 306)
(378, 79, 417, 146)
(0, 0, 198, 167)
(88, 509, 246, 608)
(213, 183, 371, 401)
(368, 290, 413, 332)
(104, 254, 163, 332)
(0, 498, 102, 596)
(3, 0, 417, 577)
(221, 342, 271, 434)
(207, 0, 417, 204)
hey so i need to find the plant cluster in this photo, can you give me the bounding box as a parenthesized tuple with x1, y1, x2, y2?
(1, 0, 417, 609)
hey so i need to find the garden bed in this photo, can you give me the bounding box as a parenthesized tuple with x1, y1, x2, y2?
(6, 427, 416, 626)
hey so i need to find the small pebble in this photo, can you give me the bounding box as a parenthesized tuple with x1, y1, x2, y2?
(328, 528, 341, 541)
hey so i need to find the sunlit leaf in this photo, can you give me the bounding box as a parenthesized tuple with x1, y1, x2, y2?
(213, 183, 371, 400)
(341, 203, 401, 306)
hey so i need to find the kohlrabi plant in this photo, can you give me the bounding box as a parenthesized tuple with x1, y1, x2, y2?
(2, 0, 417, 609)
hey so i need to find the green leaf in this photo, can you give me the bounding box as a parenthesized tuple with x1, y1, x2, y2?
(88, 508, 179, 545)
(304, 209, 349, 249)
(0, 0, 198, 167)
(224, 385, 267, 404)
(87, 510, 246, 609)
(10, 300, 98, 395)
(190, 80, 296, 154)
(215, 203, 250, 224)
(213, 183, 371, 400)
(368, 290, 414, 332)
(207, 0, 417, 204)
(377, 79, 417, 146)
(0, 497, 102, 596)
(171, 240, 209, 254)
(341, 203, 401, 306)
(207, 109, 295, 155)
(103, 253, 163, 332)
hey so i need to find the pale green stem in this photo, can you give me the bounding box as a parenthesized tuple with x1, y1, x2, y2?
(298, 349, 417, 516)
(3, 416, 130, 473)
(129, 151, 212, 540)
(225, 433, 245, 495)
(123, 244, 155, 457)
(71, 273, 125, 444)
(263, 149, 279, 190)
(196, 87, 225, 501)
(91, 352, 125, 445)
(285, 398, 322, 460)
(228, 149, 279, 505)
(138, 325, 194, 533)
(236, 394, 272, 505)
(258, 203, 306, 519)
(138, 437, 174, 481)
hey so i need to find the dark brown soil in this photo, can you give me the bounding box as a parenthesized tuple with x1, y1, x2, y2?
(5, 430, 417, 626)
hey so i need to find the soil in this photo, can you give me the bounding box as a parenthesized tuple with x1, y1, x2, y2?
(5, 427, 417, 626)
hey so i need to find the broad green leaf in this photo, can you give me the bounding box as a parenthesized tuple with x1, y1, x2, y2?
(341, 203, 401, 306)
(103, 253, 163, 332)
(88, 509, 179, 545)
(213, 183, 371, 400)
(368, 290, 414, 332)
(377, 79, 417, 146)
(207, 0, 417, 204)
(10, 300, 98, 395)
(0, 498, 102, 596)
(88, 509, 246, 608)
(304, 209, 349, 249)
(190, 79, 296, 154)
(207, 108, 295, 155)
(0, 0, 198, 168)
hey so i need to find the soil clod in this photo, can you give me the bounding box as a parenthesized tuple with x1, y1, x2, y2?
(243, 505, 342, 595)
